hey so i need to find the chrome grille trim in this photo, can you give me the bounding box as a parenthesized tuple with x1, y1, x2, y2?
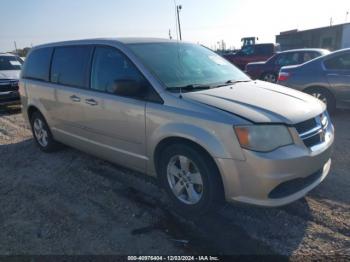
(295, 111, 330, 148)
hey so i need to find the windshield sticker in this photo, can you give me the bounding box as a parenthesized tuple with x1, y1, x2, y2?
(208, 55, 229, 66)
(9, 61, 21, 66)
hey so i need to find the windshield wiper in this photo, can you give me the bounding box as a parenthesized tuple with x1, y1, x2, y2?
(167, 84, 212, 92)
(216, 79, 251, 87)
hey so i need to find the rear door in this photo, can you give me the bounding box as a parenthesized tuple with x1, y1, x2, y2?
(49, 45, 94, 136)
(80, 46, 148, 172)
(324, 52, 350, 105)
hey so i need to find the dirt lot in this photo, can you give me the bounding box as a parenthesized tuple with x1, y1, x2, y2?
(0, 106, 349, 257)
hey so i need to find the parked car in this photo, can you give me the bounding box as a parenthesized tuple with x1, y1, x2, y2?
(246, 49, 329, 83)
(277, 48, 350, 112)
(20, 39, 334, 214)
(0, 53, 22, 106)
(223, 43, 277, 70)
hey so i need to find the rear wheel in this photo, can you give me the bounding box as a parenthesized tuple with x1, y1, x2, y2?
(262, 72, 277, 83)
(305, 88, 335, 113)
(30, 111, 60, 152)
(158, 143, 224, 215)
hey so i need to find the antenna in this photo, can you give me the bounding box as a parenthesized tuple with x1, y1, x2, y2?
(346, 11, 349, 22)
(173, 0, 183, 98)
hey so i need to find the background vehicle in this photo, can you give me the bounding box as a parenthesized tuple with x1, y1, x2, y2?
(20, 39, 333, 214)
(223, 43, 277, 70)
(0, 53, 22, 106)
(277, 48, 350, 112)
(246, 49, 329, 83)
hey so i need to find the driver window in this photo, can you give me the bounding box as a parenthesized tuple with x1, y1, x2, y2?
(91, 46, 145, 95)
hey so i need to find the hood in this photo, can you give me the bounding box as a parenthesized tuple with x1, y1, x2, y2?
(0, 70, 20, 80)
(183, 80, 325, 124)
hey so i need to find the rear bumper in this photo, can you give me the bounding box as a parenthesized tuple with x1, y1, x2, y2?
(216, 126, 334, 207)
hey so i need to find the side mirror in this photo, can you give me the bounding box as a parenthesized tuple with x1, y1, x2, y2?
(112, 79, 142, 97)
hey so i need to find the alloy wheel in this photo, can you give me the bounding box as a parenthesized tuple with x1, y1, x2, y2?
(311, 92, 328, 105)
(264, 73, 276, 83)
(33, 118, 49, 147)
(166, 155, 204, 205)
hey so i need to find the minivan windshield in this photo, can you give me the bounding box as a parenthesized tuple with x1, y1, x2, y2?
(0, 55, 22, 71)
(128, 42, 250, 90)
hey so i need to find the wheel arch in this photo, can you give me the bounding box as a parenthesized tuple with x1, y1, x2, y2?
(303, 85, 336, 101)
(153, 136, 225, 198)
(304, 84, 332, 93)
(27, 105, 41, 120)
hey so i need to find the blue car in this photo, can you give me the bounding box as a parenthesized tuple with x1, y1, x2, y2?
(277, 48, 350, 112)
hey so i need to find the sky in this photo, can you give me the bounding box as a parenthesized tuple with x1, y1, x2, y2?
(0, 0, 349, 52)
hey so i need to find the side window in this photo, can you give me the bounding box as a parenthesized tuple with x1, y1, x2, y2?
(51, 46, 93, 88)
(275, 52, 299, 66)
(324, 54, 350, 70)
(22, 48, 53, 81)
(302, 52, 319, 63)
(91, 46, 147, 97)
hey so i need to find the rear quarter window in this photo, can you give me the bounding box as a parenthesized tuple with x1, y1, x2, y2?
(51, 46, 93, 88)
(22, 48, 53, 81)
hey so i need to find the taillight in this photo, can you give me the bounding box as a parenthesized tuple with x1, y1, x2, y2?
(278, 72, 290, 81)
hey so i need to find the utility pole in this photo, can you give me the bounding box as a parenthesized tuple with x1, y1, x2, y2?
(169, 30, 172, 40)
(14, 41, 18, 56)
(176, 5, 182, 40)
(346, 11, 349, 22)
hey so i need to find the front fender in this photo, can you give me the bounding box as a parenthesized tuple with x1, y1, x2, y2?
(146, 122, 244, 176)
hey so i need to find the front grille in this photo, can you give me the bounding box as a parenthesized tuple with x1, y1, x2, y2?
(0, 80, 19, 92)
(268, 168, 323, 199)
(294, 118, 317, 134)
(294, 112, 329, 148)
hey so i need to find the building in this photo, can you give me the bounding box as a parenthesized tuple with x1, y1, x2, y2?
(276, 22, 350, 51)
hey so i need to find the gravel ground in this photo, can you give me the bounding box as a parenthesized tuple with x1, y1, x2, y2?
(0, 106, 349, 257)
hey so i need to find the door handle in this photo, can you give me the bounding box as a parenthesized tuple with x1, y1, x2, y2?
(70, 95, 81, 102)
(85, 98, 98, 106)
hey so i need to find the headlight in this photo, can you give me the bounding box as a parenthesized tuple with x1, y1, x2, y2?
(234, 125, 293, 152)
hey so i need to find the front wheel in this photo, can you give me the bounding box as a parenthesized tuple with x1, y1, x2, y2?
(158, 144, 224, 215)
(262, 72, 277, 83)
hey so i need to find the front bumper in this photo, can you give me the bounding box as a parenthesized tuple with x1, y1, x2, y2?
(0, 91, 20, 106)
(216, 125, 334, 207)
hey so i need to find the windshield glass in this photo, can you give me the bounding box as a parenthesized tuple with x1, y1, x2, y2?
(0, 55, 22, 71)
(128, 42, 250, 89)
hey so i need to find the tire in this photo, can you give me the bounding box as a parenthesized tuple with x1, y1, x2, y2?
(261, 72, 277, 83)
(30, 111, 60, 152)
(305, 88, 336, 113)
(158, 143, 224, 215)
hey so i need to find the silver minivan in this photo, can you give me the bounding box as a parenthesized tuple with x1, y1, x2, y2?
(20, 38, 334, 214)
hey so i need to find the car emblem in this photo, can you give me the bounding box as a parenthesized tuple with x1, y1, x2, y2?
(319, 130, 326, 142)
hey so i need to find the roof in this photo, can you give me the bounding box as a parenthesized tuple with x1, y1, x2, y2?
(33, 37, 181, 49)
(280, 48, 329, 53)
(277, 22, 350, 36)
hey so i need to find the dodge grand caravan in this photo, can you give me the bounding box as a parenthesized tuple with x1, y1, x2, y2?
(20, 38, 334, 214)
